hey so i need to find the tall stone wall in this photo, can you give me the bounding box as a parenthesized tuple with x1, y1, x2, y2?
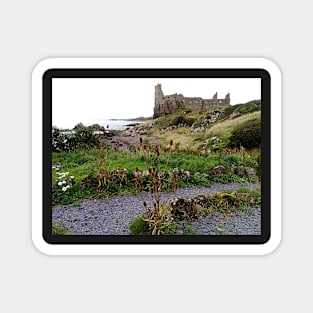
(153, 84, 230, 118)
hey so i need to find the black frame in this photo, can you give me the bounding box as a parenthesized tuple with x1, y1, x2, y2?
(43, 68, 270, 244)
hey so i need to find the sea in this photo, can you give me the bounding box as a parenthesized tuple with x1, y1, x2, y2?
(101, 119, 144, 130)
(56, 119, 145, 131)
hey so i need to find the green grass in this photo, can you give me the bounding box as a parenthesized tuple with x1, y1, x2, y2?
(52, 146, 260, 205)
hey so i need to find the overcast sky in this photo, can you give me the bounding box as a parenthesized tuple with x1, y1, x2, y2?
(52, 78, 261, 129)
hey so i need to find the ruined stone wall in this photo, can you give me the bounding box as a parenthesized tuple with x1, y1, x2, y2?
(153, 84, 230, 118)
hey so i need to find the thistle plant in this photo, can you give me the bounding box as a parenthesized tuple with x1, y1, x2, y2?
(133, 138, 179, 235)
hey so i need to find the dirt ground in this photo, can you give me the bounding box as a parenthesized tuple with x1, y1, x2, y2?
(100, 131, 163, 150)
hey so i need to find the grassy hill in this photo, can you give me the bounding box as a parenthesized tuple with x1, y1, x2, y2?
(149, 100, 261, 152)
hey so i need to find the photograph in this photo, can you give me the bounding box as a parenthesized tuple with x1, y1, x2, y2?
(50, 76, 264, 238)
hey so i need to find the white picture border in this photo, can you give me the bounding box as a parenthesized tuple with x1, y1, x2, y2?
(32, 58, 281, 255)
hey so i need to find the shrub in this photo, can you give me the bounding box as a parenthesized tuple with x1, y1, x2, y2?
(170, 115, 195, 127)
(229, 120, 261, 149)
(129, 216, 151, 235)
(52, 127, 76, 152)
(52, 126, 100, 152)
(74, 126, 100, 149)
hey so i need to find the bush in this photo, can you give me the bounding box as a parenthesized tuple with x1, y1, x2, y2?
(129, 216, 151, 235)
(52, 127, 76, 152)
(229, 120, 261, 149)
(170, 115, 195, 127)
(74, 127, 100, 149)
(52, 126, 100, 152)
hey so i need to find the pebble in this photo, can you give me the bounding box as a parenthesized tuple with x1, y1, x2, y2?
(52, 182, 260, 235)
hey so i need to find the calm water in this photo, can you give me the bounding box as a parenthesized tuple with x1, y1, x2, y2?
(57, 119, 145, 131)
(100, 119, 144, 130)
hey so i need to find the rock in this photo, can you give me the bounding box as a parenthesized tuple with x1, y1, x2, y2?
(180, 170, 192, 182)
(244, 167, 257, 179)
(169, 196, 206, 220)
(195, 172, 210, 180)
(141, 170, 149, 177)
(114, 168, 128, 175)
(211, 166, 226, 176)
(231, 166, 257, 179)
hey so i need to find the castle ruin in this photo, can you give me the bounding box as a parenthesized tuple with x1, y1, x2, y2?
(153, 84, 230, 118)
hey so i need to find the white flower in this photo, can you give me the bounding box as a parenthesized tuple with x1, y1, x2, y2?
(62, 181, 66, 185)
(58, 182, 62, 186)
(66, 185, 70, 189)
(62, 187, 67, 192)
(70, 176, 74, 179)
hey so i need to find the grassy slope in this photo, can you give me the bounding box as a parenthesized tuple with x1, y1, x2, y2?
(150, 101, 261, 151)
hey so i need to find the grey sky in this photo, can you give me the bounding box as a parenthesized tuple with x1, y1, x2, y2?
(52, 78, 261, 129)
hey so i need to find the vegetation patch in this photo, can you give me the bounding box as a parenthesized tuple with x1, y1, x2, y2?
(52, 223, 71, 235)
(229, 119, 261, 149)
(129, 188, 261, 235)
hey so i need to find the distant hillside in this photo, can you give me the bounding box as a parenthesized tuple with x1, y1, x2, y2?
(149, 99, 261, 153)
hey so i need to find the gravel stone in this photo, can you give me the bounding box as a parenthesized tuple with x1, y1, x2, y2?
(52, 182, 260, 235)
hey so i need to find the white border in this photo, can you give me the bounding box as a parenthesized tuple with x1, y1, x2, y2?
(32, 58, 281, 255)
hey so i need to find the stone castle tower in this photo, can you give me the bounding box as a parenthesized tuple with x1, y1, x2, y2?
(153, 84, 230, 119)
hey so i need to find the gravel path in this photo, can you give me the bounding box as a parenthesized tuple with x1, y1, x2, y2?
(52, 182, 261, 235)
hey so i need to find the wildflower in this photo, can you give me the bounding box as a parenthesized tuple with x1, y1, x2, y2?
(62, 187, 67, 192)
(58, 182, 62, 186)
(66, 185, 70, 189)
(62, 181, 66, 185)
(70, 176, 74, 179)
